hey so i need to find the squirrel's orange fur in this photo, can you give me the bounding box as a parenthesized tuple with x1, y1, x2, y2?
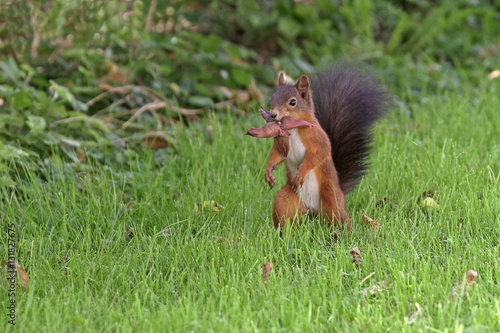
(265, 73, 350, 231)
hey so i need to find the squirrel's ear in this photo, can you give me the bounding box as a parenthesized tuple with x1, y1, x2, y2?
(295, 75, 310, 99)
(278, 72, 285, 86)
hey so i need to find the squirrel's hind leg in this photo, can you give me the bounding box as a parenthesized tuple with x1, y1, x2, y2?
(273, 184, 306, 230)
(319, 188, 351, 232)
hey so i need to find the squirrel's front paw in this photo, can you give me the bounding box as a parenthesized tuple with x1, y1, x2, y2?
(264, 165, 276, 188)
(291, 173, 305, 192)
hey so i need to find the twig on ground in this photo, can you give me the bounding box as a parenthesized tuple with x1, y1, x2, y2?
(121, 101, 166, 130)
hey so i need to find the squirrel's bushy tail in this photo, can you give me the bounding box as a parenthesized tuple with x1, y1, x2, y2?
(310, 64, 391, 194)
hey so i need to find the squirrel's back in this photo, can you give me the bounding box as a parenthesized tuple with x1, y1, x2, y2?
(310, 64, 391, 194)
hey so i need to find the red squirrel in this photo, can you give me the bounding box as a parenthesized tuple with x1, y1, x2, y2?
(259, 64, 390, 231)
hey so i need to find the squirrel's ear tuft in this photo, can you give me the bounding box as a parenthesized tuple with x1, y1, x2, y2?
(295, 75, 310, 98)
(278, 72, 285, 86)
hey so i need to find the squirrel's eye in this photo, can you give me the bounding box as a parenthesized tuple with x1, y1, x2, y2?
(289, 99, 296, 106)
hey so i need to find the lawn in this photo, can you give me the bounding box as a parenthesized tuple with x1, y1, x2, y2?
(1, 74, 499, 331)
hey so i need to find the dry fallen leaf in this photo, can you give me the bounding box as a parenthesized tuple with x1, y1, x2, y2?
(360, 280, 387, 296)
(1, 260, 30, 288)
(17, 265, 29, 287)
(75, 149, 87, 163)
(262, 261, 275, 287)
(141, 131, 171, 150)
(450, 270, 478, 300)
(466, 270, 478, 286)
(362, 214, 379, 232)
(350, 247, 362, 269)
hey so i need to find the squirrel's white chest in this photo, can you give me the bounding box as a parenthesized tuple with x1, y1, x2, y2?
(285, 129, 320, 211)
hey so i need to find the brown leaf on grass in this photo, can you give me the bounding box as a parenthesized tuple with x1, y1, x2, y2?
(466, 270, 478, 286)
(140, 131, 171, 150)
(350, 247, 362, 269)
(76, 149, 87, 163)
(450, 270, 478, 300)
(360, 280, 387, 296)
(362, 214, 379, 232)
(1, 260, 30, 288)
(16, 264, 30, 288)
(262, 261, 275, 287)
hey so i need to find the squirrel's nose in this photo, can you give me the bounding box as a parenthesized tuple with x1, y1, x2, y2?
(270, 113, 277, 119)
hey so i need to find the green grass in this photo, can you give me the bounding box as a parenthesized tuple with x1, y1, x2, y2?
(1, 80, 500, 332)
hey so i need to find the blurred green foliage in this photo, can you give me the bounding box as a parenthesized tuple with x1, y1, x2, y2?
(0, 0, 499, 184)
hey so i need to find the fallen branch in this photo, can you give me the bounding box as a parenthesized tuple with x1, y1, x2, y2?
(121, 100, 166, 130)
